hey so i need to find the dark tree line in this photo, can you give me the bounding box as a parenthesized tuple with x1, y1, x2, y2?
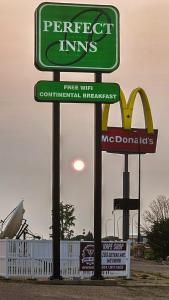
(143, 195, 169, 259)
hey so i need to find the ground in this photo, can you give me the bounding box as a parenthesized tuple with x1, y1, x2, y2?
(1, 258, 169, 299)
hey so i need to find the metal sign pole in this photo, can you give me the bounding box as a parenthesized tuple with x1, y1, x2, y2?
(91, 72, 103, 280)
(122, 153, 130, 241)
(137, 153, 141, 242)
(50, 71, 62, 280)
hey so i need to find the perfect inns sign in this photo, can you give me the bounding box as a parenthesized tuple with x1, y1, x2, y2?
(35, 3, 119, 72)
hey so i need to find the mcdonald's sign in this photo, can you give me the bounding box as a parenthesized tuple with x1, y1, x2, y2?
(101, 87, 158, 154)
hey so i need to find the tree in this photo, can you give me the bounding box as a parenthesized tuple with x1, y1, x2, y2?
(142, 195, 169, 259)
(146, 219, 169, 259)
(142, 195, 169, 232)
(85, 230, 94, 241)
(60, 202, 76, 239)
(50, 202, 76, 240)
(71, 230, 94, 241)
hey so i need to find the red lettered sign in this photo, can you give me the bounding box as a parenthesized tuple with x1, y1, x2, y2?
(101, 127, 158, 154)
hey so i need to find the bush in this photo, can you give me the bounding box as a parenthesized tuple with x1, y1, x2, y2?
(146, 218, 169, 259)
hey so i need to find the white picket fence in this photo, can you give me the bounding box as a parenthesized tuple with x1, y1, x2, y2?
(0, 239, 130, 279)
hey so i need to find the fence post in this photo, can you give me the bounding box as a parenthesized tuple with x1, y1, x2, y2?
(5, 240, 9, 278)
(30, 240, 33, 278)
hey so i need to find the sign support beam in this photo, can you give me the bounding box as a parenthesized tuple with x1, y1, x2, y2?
(91, 72, 104, 280)
(137, 153, 141, 242)
(50, 71, 62, 280)
(123, 154, 130, 241)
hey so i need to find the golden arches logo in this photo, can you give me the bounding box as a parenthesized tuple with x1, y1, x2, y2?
(102, 87, 154, 133)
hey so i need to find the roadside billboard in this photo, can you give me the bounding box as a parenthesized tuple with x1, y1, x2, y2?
(35, 3, 119, 72)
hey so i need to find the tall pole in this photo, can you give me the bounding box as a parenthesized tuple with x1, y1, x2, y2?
(137, 153, 141, 242)
(91, 72, 103, 280)
(123, 154, 130, 241)
(51, 71, 62, 280)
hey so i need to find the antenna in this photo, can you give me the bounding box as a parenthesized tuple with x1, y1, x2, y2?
(0, 201, 25, 239)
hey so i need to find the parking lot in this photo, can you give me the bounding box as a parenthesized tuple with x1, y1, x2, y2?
(1, 280, 169, 300)
(0, 258, 169, 300)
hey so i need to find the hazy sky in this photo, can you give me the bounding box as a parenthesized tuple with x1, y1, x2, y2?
(1, 0, 169, 239)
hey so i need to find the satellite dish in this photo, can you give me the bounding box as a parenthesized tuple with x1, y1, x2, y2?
(0, 201, 25, 239)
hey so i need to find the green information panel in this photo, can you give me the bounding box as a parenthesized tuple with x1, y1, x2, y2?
(35, 81, 120, 103)
(35, 3, 119, 72)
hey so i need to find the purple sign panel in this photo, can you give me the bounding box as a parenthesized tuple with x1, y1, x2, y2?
(80, 241, 127, 271)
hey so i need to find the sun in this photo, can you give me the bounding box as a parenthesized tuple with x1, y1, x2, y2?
(72, 159, 85, 172)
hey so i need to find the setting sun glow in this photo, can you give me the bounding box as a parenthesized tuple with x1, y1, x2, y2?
(72, 159, 85, 172)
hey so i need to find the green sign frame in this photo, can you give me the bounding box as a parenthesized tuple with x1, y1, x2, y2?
(35, 81, 120, 104)
(35, 2, 120, 72)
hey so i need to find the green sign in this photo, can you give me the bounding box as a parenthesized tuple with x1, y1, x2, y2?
(35, 81, 120, 104)
(35, 3, 119, 72)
